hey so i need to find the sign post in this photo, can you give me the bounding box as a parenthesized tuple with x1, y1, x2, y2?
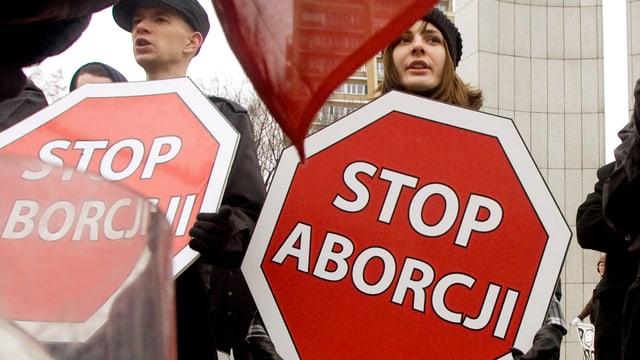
(243, 91, 571, 359)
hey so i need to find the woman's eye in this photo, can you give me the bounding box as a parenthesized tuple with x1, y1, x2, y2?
(398, 35, 413, 44)
(425, 35, 442, 44)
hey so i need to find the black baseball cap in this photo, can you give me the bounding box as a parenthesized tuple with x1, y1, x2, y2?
(113, 0, 210, 39)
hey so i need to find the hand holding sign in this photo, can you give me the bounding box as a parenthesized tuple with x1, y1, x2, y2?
(189, 205, 239, 266)
(211, 0, 439, 158)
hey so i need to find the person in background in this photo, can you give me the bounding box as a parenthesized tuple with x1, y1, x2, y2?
(0, 79, 48, 131)
(378, 7, 565, 360)
(571, 255, 605, 326)
(112, 0, 280, 359)
(576, 160, 639, 360)
(597, 77, 640, 360)
(69, 61, 128, 91)
(376, 7, 482, 110)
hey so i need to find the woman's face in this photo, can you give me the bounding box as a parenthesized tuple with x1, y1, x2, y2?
(392, 20, 447, 93)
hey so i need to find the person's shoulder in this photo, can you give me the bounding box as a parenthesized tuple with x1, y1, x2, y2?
(597, 162, 616, 179)
(207, 95, 247, 114)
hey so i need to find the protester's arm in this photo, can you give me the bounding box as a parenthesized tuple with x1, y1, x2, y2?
(511, 324, 565, 360)
(575, 297, 593, 323)
(511, 281, 566, 360)
(576, 162, 630, 253)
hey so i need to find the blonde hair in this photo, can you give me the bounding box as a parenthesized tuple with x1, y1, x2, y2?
(377, 34, 483, 111)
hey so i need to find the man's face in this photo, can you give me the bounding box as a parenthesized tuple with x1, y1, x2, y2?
(130, 4, 196, 69)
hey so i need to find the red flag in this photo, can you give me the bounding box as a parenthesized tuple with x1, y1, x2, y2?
(212, 0, 438, 159)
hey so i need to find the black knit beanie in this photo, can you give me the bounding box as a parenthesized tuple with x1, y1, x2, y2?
(423, 8, 462, 67)
(69, 62, 128, 91)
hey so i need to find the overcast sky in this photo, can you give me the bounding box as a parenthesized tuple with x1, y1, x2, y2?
(28, 2, 630, 162)
(29, 0, 247, 87)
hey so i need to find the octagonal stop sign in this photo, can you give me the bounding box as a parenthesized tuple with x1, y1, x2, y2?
(243, 91, 571, 359)
(1, 78, 238, 275)
(0, 78, 238, 343)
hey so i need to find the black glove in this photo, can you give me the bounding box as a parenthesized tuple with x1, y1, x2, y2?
(189, 205, 234, 257)
(510, 324, 563, 360)
(511, 348, 525, 359)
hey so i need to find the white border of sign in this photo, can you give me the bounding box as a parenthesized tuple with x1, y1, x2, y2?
(0, 77, 238, 342)
(243, 90, 571, 359)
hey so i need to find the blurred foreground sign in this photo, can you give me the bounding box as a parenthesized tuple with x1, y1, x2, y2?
(0, 154, 174, 354)
(243, 91, 571, 359)
(0, 78, 238, 276)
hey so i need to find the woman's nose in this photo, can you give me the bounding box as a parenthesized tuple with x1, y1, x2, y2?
(411, 39, 426, 54)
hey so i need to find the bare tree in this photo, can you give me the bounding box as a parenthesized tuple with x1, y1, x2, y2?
(245, 94, 287, 188)
(196, 77, 288, 189)
(25, 67, 67, 103)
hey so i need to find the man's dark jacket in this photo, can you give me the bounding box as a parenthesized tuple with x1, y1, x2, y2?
(176, 96, 266, 359)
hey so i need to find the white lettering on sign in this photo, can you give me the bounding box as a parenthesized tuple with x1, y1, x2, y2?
(332, 161, 503, 248)
(1, 198, 149, 241)
(21, 136, 182, 181)
(271, 222, 520, 339)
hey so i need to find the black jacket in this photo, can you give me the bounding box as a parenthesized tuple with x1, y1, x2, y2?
(176, 96, 266, 359)
(600, 78, 640, 360)
(577, 161, 639, 360)
(0, 79, 48, 131)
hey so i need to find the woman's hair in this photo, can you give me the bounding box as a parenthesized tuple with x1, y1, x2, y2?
(377, 14, 483, 111)
(69, 62, 128, 91)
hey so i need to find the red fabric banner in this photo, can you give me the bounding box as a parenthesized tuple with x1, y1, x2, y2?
(212, 0, 438, 159)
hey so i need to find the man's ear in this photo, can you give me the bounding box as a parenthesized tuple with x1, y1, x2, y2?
(185, 31, 204, 56)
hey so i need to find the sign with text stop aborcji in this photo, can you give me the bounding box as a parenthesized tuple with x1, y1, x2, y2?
(0, 78, 238, 342)
(243, 91, 571, 359)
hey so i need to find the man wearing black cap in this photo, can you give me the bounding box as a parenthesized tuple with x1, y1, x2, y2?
(112, 1, 280, 359)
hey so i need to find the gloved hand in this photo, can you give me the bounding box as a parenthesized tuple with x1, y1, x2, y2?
(571, 317, 581, 326)
(510, 324, 563, 360)
(510, 348, 525, 359)
(189, 205, 233, 257)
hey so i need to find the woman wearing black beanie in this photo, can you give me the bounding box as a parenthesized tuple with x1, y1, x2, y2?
(377, 7, 566, 360)
(377, 7, 483, 110)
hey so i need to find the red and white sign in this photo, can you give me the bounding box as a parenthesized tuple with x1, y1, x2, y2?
(0, 78, 238, 342)
(0, 78, 238, 275)
(0, 153, 173, 345)
(243, 91, 571, 359)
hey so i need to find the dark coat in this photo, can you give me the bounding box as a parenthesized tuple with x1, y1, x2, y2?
(577, 161, 639, 360)
(601, 77, 640, 360)
(0, 79, 48, 131)
(176, 96, 266, 360)
(1, 1, 115, 102)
